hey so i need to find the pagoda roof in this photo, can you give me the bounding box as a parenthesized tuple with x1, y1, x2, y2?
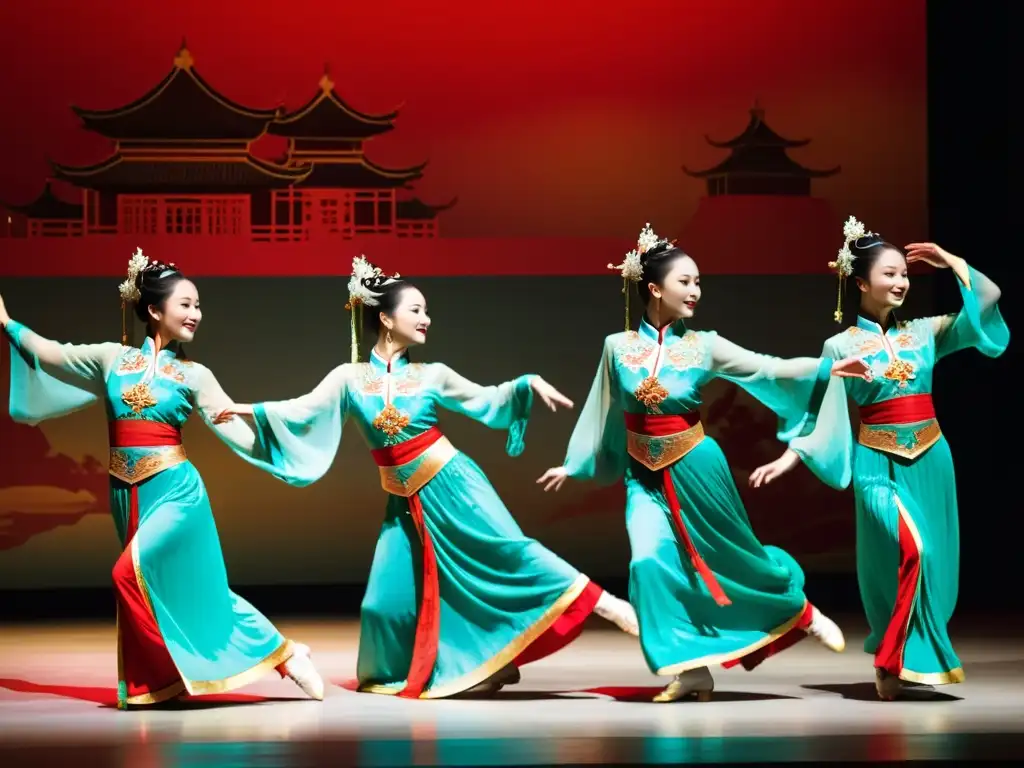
(705, 104, 811, 149)
(396, 197, 458, 220)
(269, 69, 398, 140)
(684, 146, 840, 179)
(51, 153, 310, 193)
(70, 42, 282, 142)
(3, 182, 82, 220)
(296, 157, 427, 189)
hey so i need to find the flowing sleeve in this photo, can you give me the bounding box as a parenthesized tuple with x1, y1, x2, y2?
(4, 319, 122, 424)
(928, 262, 1009, 360)
(194, 363, 350, 488)
(707, 331, 833, 441)
(787, 339, 853, 490)
(562, 335, 627, 485)
(433, 364, 535, 457)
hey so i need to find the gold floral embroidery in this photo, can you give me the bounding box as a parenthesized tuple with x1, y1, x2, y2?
(634, 376, 668, 409)
(373, 404, 410, 439)
(627, 422, 705, 471)
(118, 353, 148, 374)
(615, 332, 656, 372)
(664, 332, 703, 369)
(856, 337, 884, 355)
(121, 382, 158, 413)
(857, 420, 941, 460)
(846, 327, 864, 336)
(882, 358, 916, 388)
(361, 368, 385, 395)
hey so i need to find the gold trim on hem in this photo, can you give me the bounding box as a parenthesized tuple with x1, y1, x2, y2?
(357, 575, 592, 699)
(901, 666, 965, 685)
(126, 680, 188, 706)
(857, 420, 941, 461)
(378, 437, 458, 497)
(627, 423, 705, 471)
(184, 640, 295, 696)
(656, 599, 809, 676)
(109, 445, 187, 484)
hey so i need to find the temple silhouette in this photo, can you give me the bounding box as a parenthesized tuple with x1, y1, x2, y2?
(2, 42, 454, 241)
(678, 102, 842, 274)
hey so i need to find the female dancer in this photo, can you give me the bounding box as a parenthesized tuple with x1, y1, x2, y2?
(216, 256, 639, 699)
(0, 250, 324, 708)
(749, 218, 1007, 700)
(537, 223, 871, 702)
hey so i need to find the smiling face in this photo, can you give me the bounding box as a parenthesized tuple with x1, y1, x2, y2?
(148, 279, 202, 343)
(648, 253, 702, 320)
(858, 248, 909, 312)
(380, 286, 431, 347)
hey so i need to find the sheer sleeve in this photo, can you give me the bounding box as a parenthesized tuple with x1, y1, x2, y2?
(787, 339, 853, 490)
(927, 262, 1009, 360)
(562, 335, 627, 485)
(433, 364, 535, 457)
(4, 319, 122, 424)
(196, 364, 351, 488)
(707, 331, 833, 441)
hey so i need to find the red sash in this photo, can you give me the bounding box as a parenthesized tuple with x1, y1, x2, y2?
(109, 420, 182, 448)
(624, 411, 731, 607)
(859, 394, 935, 425)
(370, 426, 443, 698)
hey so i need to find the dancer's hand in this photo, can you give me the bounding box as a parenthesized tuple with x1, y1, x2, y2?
(905, 242, 960, 269)
(212, 403, 254, 424)
(531, 377, 574, 412)
(0, 293, 9, 326)
(749, 449, 801, 488)
(831, 356, 872, 381)
(537, 466, 568, 492)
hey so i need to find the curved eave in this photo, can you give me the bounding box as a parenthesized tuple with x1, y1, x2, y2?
(70, 66, 281, 124)
(362, 156, 428, 180)
(50, 153, 312, 183)
(683, 164, 841, 178)
(246, 155, 313, 181)
(706, 133, 810, 149)
(271, 90, 398, 129)
(50, 154, 124, 177)
(397, 196, 458, 219)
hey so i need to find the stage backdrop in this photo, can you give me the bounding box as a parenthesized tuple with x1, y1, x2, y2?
(0, 0, 929, 589)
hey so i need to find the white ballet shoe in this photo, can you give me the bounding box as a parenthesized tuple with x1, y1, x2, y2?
(653, 666, 714, 703)
(595, 592, 640, 637)
(806, 607, 845, 652)
(283, 645, 325, 701)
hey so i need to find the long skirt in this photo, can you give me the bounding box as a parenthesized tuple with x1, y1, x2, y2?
(111, 461, 295, 708)
(853, 436, 963, 684)
(626, 435, 813, 675)
(356, 451, 601, 699)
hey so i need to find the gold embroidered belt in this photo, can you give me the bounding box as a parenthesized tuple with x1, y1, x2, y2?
(857, 394, 941, 460)
(624, 411, 705, 471)
(108, 421, 187, 484)
(371, 427, 457, 498)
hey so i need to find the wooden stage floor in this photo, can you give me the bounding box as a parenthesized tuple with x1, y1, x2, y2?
(1, 617, 1022, 766)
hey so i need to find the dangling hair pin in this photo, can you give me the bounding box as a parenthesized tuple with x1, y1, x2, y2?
(117, 247, 150, 344)
(828, 216, 874, 324)
(608, 222, 672, 331)
(345, 255, 400, 363)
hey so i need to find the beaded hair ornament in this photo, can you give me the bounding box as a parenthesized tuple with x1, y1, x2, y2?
(828, 215, 875, 323)
(117, 247, 178, 344)
(345, 255, 401, 363)
(608, 222, 672, 331)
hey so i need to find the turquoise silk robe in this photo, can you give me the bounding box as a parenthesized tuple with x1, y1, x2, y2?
(562, 317, 832, 675)
(6, 323, 296, 705)
(789, 263, 1008, 684)
(248, 349, 592, 699)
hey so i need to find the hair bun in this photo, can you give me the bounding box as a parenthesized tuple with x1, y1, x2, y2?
(852, 234, 884, 251)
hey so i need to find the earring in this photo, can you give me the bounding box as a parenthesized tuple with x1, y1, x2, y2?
(385, 329, 393, 346)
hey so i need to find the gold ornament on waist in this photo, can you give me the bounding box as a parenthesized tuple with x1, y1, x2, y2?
(634, 375, 668, 409)
(882, 358, 915, 388)
(373, 403, 410, 439)
(121, 382, 158, 413)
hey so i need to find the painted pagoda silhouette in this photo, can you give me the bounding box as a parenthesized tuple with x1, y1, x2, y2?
(678, 102, 842, 273)
(3, 42, 453, 240)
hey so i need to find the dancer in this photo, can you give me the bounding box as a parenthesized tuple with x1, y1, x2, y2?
(0, 250, 324, 709)
(749, 218, 1007, 700)
(537, 224, 871, 702)
(215, 256, 638, 700)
